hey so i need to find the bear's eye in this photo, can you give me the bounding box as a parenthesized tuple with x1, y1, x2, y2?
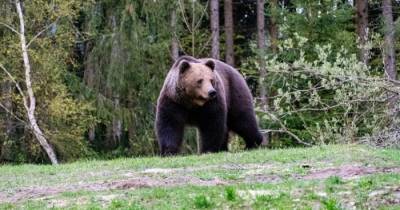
(210, 79, 214, 84)
(197, 79, 203, 85)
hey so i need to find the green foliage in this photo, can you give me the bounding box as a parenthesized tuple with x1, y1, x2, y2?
(225, 186, 237, 201)
(326, 176, 344, 185)
(358, 178, 374, 190)
(0, 0, 95, 163)
(253, 193, 292, 209)
(279, 0, 356, 61)
(243, 35, 396, 147)
(193, 194, 213, 209)
(1, 0, 399, 162)
(82, 0, 175, 156)
(326, 176, 344, 192)
(322, 198, 342, 210)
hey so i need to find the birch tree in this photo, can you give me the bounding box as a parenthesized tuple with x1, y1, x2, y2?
(14, 0, 58, 164)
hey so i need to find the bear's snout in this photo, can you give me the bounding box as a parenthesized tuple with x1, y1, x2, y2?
(208, 89, 217, 99)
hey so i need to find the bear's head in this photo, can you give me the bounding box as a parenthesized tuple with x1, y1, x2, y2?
(177, 60, 217, 106)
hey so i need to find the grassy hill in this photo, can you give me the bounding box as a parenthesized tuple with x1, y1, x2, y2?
(0, 145, 399, 209)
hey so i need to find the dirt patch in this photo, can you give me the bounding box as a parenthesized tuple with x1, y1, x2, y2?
(137, 163, 276, 175)
(366, 186, 400, 209)
(244, 174, 282, 184)
(303, 165, 400, 180)
(111, 176, 227, 190)
(1, 164, 399, 204)
(0, 176, 228, 203)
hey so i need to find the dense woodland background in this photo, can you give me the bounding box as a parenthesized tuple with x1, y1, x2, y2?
(0, 0, 399, 164)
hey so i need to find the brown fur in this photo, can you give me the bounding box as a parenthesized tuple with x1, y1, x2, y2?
(156, 56, 263, 155)
(180, 63, 216, 106)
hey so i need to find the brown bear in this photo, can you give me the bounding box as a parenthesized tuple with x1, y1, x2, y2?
(155, 56, 264, 155)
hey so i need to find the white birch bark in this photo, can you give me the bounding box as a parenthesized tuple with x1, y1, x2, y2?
(16, 0, 58, 165)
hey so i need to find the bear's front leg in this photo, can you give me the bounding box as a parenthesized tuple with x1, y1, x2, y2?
(198, 112, 228, 153)
(155, 102, 185, 156)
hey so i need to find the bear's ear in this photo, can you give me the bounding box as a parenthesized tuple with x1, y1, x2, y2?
(179, 61, 191, 74)
(204, 60, 215, 71)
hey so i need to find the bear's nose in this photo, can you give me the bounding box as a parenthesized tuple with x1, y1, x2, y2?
(208, 90, 217, 98)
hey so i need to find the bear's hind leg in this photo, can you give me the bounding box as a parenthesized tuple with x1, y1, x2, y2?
(229, 113, 263, 149)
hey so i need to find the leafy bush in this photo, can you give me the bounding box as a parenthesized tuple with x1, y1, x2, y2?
(242, 36, 399, 148)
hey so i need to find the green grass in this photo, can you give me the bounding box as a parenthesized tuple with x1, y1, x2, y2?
(0, 145, 399, 209)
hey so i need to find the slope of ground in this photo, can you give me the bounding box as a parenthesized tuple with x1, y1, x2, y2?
(0, 145, 399, 209)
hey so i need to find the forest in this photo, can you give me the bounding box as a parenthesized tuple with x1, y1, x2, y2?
(0, 0, 399, 164)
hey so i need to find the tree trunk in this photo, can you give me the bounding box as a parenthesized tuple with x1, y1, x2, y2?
(16, 0, 58, 165)
(269, 0, 279, 53)
(84, 41, 96, 143)
(210, 0, 220, 59)
(257, 0, 268, 111)
(382, 0, 396, 80)
(224, 0, 234, 66)
(112, 96, 122, 145)
(355, 0, 369, 64)
(108, 14, 122, 148)
(127, 92, 135, 143)
(171, 9, 179, 61)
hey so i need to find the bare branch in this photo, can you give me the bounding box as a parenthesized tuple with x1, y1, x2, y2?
(0, 63, 29, 110)
(0, 101, 26, 123)
(0, 22, 20, 35)
(261, 111, 312, 146)
(198, 36, 212, 56)
(194, 0, 209, 30)
(262, 129, 312, 147)
(178, 0, 192, 33)
(26, 17, 60, 48)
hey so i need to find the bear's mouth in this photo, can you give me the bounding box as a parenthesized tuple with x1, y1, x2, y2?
(193, 96, 209, 106)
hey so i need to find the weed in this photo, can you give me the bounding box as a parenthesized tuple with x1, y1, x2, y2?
(225, 186, 237, 201)
(193, 195, 213, 209)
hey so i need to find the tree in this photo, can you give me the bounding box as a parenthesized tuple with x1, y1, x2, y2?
(210, 0, 220, 59)
(257, 0, 268, 111)
(171, 9, 179, 60)
(224, 0, 234, 66)
(82, 0, 175, 156)
(1, 0, 95, 163)
(269, 0, 279, 53)
(83, 41, 96, 143)
(15, 0, 58, 164)
(382, 0, 396, 80)
(108, 14, 122, 148)
(355, 0, 369, 64)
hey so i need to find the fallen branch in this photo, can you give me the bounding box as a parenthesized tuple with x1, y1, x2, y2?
(261, 111, 312, 146)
